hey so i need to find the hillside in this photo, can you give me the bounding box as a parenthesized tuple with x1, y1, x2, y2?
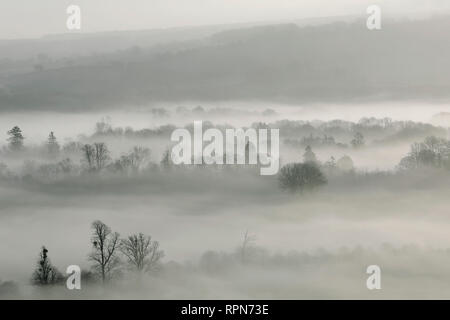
(1, 16, 449, 111)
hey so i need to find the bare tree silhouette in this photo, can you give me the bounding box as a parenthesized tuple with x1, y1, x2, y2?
(88, 220, 121, 283)
(120, 233, 164, 273)
(240, 230, 256, 264)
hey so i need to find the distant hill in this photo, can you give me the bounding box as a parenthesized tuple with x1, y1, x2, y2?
(0, 16, 449, 111)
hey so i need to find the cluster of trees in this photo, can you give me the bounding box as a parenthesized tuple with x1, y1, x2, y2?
(3, 126, 61, 157)
(398, 136, 450, 170)
(10, 125, 450, 195)
(1, 126, 360, 195)
(278, 162, 327, 193)
(277, 145, 355, 193)
(0, 125, 281, 182)
(0, 125, 159, 180)
(46, 116, 441, 154)
(81, 143, 111, 171)
(31, 220, 164, 286)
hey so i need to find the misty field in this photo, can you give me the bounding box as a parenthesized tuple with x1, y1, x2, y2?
(2, 9, 450, 299)
(0, 105, 450, 299)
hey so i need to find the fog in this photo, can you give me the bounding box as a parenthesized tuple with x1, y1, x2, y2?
(1, 105, 450, 299)
(1, 101, 449, 141)
(2, 9, 450, 300)
(3, 174, 450, 298)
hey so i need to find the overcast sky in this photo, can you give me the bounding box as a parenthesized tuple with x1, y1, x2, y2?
(0, 0, 449, 40)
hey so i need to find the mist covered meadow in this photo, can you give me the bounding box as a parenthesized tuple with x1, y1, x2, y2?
(1, 103, 450, 299)
(2, 10, 450, 299)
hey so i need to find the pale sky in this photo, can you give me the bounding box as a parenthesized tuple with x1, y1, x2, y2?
(0, 0, 449, 40)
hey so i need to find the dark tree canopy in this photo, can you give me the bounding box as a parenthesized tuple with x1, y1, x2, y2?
(7, 126, 24, 151)
(278, 162, 327, 193)
(31, 246, 62, 286)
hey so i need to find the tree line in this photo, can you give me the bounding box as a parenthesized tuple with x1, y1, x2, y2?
(3, 126, 449, 195)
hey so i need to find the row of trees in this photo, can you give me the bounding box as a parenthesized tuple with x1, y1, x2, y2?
(32, 221, 164, 286)
(3, 126, 357, 195)
(285, 131, 365, 149)
(272, 118, 445, 142)
(2, 126, 171, 175)
(4, 124, 366, 158)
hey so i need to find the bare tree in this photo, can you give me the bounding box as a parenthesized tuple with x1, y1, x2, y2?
(31, 246, 62, 285)
(120, 233, 164, 273)
(160, 149, 172, 170)
(88, 220, 121, 283)
(81, 144, 95, 170)
(114, 146, 151, 174)
(93, 142, 110, 170)
(240, 230, 256, 264)
(128, 146, 151, 172)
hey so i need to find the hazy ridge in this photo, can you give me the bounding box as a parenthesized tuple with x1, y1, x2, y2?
(1, 16, 450, 111)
